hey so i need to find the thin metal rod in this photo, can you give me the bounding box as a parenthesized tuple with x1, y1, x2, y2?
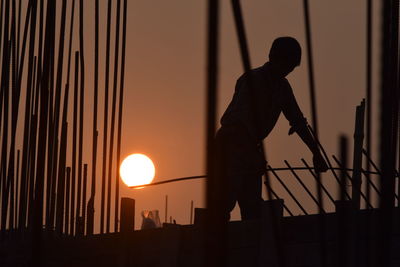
(15, 149, 19, 227)
(0, 0, 11, 234)
(308, 126, 350, 195)
(76, 0, 85, 234)
(107, 0, 121, 233)
(115, 0, 127, 233)
(268, 165, 308, 215)
(378, 1, 399, 265)
(56, 79, 70, 234)
(303, 0, 318, 138)
(17, 0, 33, 230)
(128, 166, 381, 189)
(65, 167, 71, 235)
(82, 163, 87, 235)
(332, 155, 374, 209)
(90, 0, 99, 232)
(32, 1, 55, 263)
(190, 200, 194, 224)
(70, 51, 79, 236)
(301, 159, 335, 204)
(65, 0, 75, 85)
(165, 195, 168, 223)
(55, 119, 67, 235)
(285, 160, 327, 212)
(336, 153, 383, 197)
(361, 149, 383, 196)
(339, 135, 348, 201)
(230, 0, 272, 197)
(51, 0, 68, 231)
(205, 0, 224, 266)
(100, 0, 112, 235)
(16, 0, 21, 75)
(365, 0, 373, 211)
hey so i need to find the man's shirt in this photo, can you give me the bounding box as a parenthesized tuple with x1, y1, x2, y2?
(220, 62, 307, 142)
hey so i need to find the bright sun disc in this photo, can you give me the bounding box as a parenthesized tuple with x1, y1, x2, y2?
(120, 154, 155, 188)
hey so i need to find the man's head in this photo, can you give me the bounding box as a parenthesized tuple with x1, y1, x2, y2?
(268, 37, 301, 77)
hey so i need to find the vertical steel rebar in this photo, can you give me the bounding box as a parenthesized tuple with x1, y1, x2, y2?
(303, 0, 318, 138)
(268, 165, 308, 215)
(165, 195, 168, 223)
(284, 160, 327, 211)
(378, 1, 399, 266)
(100, 0, 112, 235)
(107, 0, 121, 233)
(65, 167, 71, 235)
(14, 149, 19, 228)
(205, 1, 224, 266)
(82, 163, 87, 235)
(115, 0, 127, 233)
(76, 0, 85, 234)
(70, 51, 79, 236)
(51, 0, 68, 231)
(90, 0, 99, 234)
(352, 100, 365, 210)
(300, 159, 336, 204)
(32, 1, 55, 263)
(339, 136, 348, 201)
(365, 0, 373, 211)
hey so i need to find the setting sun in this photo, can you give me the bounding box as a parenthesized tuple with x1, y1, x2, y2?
(120, 154, 155, 188)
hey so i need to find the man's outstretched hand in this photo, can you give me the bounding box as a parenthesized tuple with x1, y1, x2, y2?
(313, 152, 329, 173)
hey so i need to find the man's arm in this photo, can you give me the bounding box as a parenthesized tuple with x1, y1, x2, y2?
(281, 81, 328, 172)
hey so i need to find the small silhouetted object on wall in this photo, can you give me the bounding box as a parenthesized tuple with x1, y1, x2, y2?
(120, 197, 135, 233)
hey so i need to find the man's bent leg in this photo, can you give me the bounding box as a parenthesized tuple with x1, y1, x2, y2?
(237, 173, 263, 220)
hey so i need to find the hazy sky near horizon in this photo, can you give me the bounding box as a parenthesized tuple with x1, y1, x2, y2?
(12, 0, 383, 231)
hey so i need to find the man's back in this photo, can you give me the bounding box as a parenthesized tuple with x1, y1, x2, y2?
(221, 62, 306, 142)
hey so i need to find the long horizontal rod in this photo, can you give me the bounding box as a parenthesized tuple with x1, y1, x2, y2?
(128, 167, 382, 189)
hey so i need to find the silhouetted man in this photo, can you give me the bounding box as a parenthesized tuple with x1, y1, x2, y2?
(216, 36, 328, 220)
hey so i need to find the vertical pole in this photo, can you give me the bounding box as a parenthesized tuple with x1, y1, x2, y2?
(49, 0, 67, 231)
(70, 51, 79, 236)
(82, 163, 87, 235)
(378, 1, 399, 266)
(33, 1, 55, 263)
(303, 0, 319, 138)
(55, 121, 68, 235)
(107, 0, 121, 233)
(76, 0, 85, 235)
(352, 100, 365, 210)
(165, 195, 168, 223)
(90, 0, 99, 235)
(54, 0, 68, 236)
(115, 0, 127, 233)
(365, 0, 373, 210)
(65, 167, 70, 235)
(190, 200, 194, 224)
(100, 0, 112, 235)
(17, 1, 33, 230)
(87, 133, 96, 236)
(0, 0, 11, 235)
(230, 0, 272, 194)
(205, 0, 225, 266)
(303, 3, 325, 264)
(15, 149, 19, 228)
(339, 135, 348, 201)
